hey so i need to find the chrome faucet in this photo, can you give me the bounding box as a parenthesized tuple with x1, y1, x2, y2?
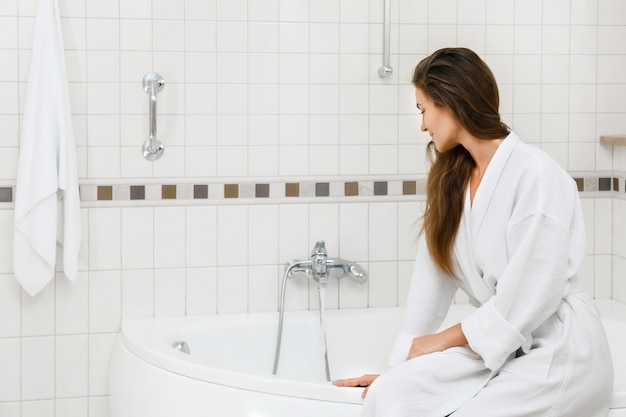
(285, 240, 368, 288)
(273, 240, 368, 378)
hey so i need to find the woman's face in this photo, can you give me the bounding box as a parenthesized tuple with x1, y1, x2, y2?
(415, 88, 462, 153)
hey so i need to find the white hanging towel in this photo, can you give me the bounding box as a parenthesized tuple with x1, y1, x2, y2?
(13, 0, 81, 296)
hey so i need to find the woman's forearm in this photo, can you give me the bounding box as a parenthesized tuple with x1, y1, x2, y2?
(407, 323, 468, 360)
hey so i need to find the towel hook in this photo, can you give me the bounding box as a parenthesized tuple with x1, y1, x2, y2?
(142, 72, 165, 161)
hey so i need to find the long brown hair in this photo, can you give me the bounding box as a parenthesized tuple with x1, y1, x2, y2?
(412, 48, 509, 276)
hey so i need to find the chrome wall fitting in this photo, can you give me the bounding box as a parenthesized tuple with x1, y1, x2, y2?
(142, 72, 165, 161)
(377, 0, 393, 78)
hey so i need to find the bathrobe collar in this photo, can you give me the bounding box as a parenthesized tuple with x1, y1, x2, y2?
(454, 132, 519, 305)
(467, 131, 518, 244)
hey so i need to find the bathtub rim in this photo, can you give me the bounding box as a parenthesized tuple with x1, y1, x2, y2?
(117, 299, 626, 408)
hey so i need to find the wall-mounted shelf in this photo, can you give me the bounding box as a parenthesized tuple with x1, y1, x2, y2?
(600, 135, 626, 146)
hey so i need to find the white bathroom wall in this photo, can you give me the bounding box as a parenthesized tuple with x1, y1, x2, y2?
(1, 0, 626, 416)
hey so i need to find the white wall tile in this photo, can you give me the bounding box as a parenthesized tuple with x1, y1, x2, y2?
(153, 0, 184, 20)
(217, 266, 248, 313)
(248, 265, 280, 313)
(56, 271, 88, 335)
(21, 400, 54, 417)
(613, 255, 626, 304)
(514, 55, 541, 84)
(22, 336, 54, 400)
(544, 0, 571, 24)
(595, 198, 613, 254)
(89, 208, 121, 270)
(310, 23, 340, 53)
(0, 275, 20, 338)
(485, 25, 514, 54)
(369, 144, 397, 174)
(542, 26, 569, 54)
(154, 207, 186, 268)
(398, 201, 421, 260)
(457, 25, 486, 54)
(249, 0, 278, 21)
(121, 269, 154, 318)
(55, 334, 88, 398)
(186, 206, 217, 267)
(86, 19, 119, 50)
(397, 260, 414, 307)
(217, 205, 248, 266)
(121, 207, 154, 269)
(599, 0, 626, 25)
(369, 202, 398, 262)
(218, 0, 247, 21)
(486, 0, 514, 24)
(153, 20, 185, 52)
(614, 199, 626, 259)
(86, 0, 118, 18)
(368, 261, 398, 307)
(0, 338, 20, 402)
(0, 211, 14, 273)
(120, 0, 151, 19)
(88, 333, 116, 396)
(55, 398, 89, 417)
(338, 203, 369, 261)
(89, 397, 111, 417)
(155, 268, 186, 317)
(186, 267, 217, 315)
(89, 270, 121, 333)
(515, 0, 542, 24)
(21, 282, 54, 336)
(248, 205, 279, 265)
(0, 403, 19, 417)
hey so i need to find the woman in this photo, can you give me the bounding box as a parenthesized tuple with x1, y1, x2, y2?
(333, 48, 613, 416)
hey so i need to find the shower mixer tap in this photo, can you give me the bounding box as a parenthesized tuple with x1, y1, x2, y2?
(274, 240, 368, 378)
(285, 241, 368, 288)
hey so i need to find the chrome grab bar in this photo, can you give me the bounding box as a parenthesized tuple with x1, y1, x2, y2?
(377, 0, 393, 78)
(142, 72, 165, 161)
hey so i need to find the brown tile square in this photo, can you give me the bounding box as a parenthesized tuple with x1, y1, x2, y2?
(194, 184, 208, 199)
(402, 181, 417, 195)
(285, 183, 299, 197)
(224, 184, 239, 198)
(574, 178, 584, 192)
(0, 187, 12, 202)
(255, 184, 269, 198)
(599, 177, 611, 191)
(97, 186, 112, 200)
(162, 184, 177, 199)
(345, 182, 358, 196)
(374, 181, 387, 196)
(614, 178, 620, 192)
(130, 185, 145, 200)
(315, 182, 329, 197)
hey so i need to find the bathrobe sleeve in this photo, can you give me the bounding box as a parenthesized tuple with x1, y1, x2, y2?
(388, 236, 458, 367)
(461, 162, 586, 372)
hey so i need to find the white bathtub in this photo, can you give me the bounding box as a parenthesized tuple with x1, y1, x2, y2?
(110, 299, 626, 417)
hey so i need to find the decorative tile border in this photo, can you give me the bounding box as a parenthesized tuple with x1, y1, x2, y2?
(0, 176, 622, 205)
(82, 180, 425, 202)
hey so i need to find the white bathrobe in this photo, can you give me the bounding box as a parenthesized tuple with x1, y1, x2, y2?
(363, 132, 614, 417)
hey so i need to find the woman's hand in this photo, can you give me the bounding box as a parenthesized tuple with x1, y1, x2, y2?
(332, 374, 379, 399)
(408, 323, 468, 360)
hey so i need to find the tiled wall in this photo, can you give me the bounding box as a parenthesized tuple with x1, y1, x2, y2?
(1, 0, 626, 416)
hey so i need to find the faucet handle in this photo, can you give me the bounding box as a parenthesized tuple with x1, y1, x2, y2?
(311, 240, 327, 257)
